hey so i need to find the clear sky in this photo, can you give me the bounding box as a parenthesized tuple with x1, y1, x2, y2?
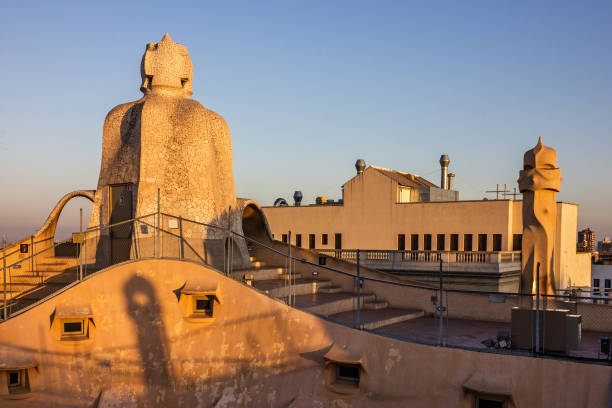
(0, 1, 611, 243)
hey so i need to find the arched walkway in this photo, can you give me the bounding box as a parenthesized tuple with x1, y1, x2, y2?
(241, 202, 273, 243)
(34, 190, 96, 243)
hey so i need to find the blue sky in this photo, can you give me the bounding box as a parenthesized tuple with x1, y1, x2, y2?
(1, 1, 611, 243)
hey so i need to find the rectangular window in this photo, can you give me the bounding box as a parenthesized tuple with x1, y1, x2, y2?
(309, 234, 315, 249)
(424, 234, 432, 251)
(398, 234, 406, 251)
(478, 234, 487, 251)
(62, 319, 85, 337)
(594, 279, 600, 288)
(411, 234, 419, 250)
(322, 234, 328, 245)
(606, 279, 611, 289)
(335, 363, 360, 385)
(64, 321, 83, 334)
(334, 233, 342, 250)
(60, 318, 89, 341)
(450, 234, 459, 251)
(513, 234, 522, 251)
(6, 369, 29, 395)
(493, 234, 502, 251)
(437, 234, 445, 251)
(464, 234, 473, 251)
(193, 296, 214, 317)
(296, 234, 302, 247)
(7, 371, 21, 388)
(474, 395, 506, 408)
(282, 234, 288, 243)
(398, 186, 411, 203)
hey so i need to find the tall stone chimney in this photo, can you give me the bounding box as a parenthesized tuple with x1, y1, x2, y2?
(439, 155, 450, 190)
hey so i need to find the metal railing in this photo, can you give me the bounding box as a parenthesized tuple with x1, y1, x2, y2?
(2, 210, 611, 364)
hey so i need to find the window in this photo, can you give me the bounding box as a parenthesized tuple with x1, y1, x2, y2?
(606, 279, 611, 289)
(334, 233, 342, 250)
(61, 318, 87, 339)
(322, 234, 328, 245)
(335, 363, 360, 386)
(478, 234, 487, 251)
(594, 279, 600, 288)
(398, 186, 411, 203)
(296, 234, 302, 247)
(513, 234, 522, 251)
(181, 289, 219, 321)
(309, 234, 315, 249)
(474, 394, 507, 408)
(493, 234, 502, 251)
(282, 234, 288, 243)
(398, 234, 406, 251)
(450, 234, 459, 251)
(8, 370, 21, 388)
(437, 234, 445, 251)
(424, 234, 432, 251)
(63, 321, 84, 335)
(464, 234, 473, 251)
(411, 234, 419, 250)
(193, 296, 214, 317)
(6, 369, 29, 395)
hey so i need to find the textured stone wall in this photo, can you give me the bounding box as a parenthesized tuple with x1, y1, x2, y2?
(86, 34, 248, 268)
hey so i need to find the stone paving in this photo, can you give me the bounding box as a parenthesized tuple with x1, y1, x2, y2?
(374, 316, 612, 360)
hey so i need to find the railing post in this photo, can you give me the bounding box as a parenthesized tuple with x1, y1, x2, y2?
(157, 188, 161, 259)
(227, 206, 232, 277)
(30, 235, 34, 275)
(535, 262, 540, 354)
(356, 249, 361, 329)
(79, 208, 83, 281)
(287, 231, 292, 306)
(439, 258, 444, 346)
(179, 216, 184, 260)
(3, 235, 7, 320)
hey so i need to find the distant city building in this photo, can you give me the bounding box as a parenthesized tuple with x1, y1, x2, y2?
(577, 228, 595, 252)
(263, 158, 591, 292)
(598, 236, 612, 253)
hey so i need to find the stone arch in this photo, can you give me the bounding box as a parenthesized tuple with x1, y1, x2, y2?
(34, 190, 96, 243)
(237, 199, 273, 244)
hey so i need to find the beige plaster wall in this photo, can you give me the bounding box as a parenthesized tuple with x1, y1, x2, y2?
(555, 203, 591, 288)
(262, 169, 587, 290)
(0, 259, 609, 407)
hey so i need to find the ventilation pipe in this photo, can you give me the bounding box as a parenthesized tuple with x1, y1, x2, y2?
(439, 155, 450, 189)
(355, 159, 366, 175)
(293, 191, 303, 206)
(448, 173, 455, 190)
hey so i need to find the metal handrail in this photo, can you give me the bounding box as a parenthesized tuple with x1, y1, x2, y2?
(3, 210, 611, 366)
(136, 218, 207, 265)
(3, 211, 604, 304)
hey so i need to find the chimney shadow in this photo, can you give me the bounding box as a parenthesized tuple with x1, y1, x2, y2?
(123, 274, 175, 406)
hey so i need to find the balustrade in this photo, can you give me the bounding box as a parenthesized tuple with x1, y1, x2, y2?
(318, 249, 521, 266)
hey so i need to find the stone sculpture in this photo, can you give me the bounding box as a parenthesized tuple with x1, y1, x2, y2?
(86, 33, 248, 267)
(517, 137, 562, 295)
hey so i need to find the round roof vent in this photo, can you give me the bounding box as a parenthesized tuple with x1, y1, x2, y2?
(355, 159, 366, 174)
